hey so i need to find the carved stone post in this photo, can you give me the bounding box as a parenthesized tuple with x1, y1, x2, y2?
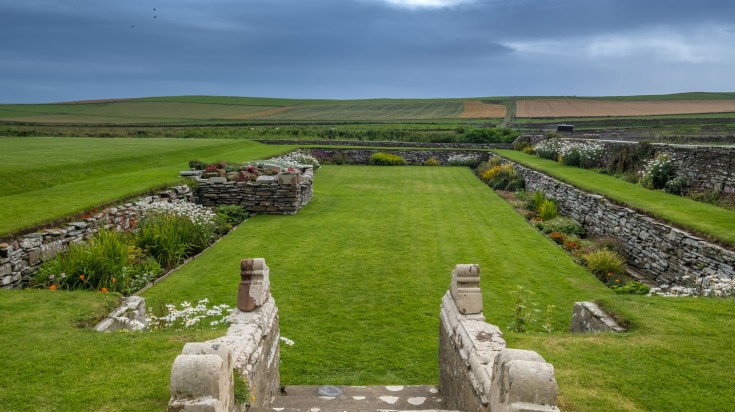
(450, 263, 483, 315)
(237, 258, 270, 312)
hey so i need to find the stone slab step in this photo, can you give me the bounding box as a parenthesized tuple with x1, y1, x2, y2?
(252, 385, 458, 412)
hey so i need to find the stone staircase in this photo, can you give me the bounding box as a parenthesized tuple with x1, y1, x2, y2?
(250, 385, 461, 412)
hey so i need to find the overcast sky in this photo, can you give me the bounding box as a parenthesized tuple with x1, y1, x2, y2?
(1, 0, 734, 103)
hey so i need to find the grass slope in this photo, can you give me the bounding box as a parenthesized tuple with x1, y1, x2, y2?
(494, 150, 735, 246)
(0, 138, 294, 236)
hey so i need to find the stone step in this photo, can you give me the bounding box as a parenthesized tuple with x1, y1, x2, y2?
(251, 385, 461, 412)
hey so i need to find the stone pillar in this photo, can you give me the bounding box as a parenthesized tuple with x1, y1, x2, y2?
(450, 263, 483, 315)
(489, 349, 559, 412)
(168, 343, 234, 412)
(238, 258, 270, 312)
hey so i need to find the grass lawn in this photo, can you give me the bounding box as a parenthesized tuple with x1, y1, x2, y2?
(3, 166, 734, 411)
(0, 137, 294, 236)
(0, 289, 227, 412)
(494, 149, 735, 246)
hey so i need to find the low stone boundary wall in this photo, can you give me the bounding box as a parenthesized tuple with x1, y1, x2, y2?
(570, 139, 735, 194)
(508, 160, 735, 289)
(0, 186, 191, 289)
(193, 174, 313, 215)
(257, 139, 512, 149)
(311, 148, 491, 165)
(570, 302, 626, 333)
(439, 264, 559, 412)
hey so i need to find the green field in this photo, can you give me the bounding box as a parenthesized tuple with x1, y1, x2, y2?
(3, 166, 734, 411)
(2, 93, 734, 126)
(0, 137, 294, 237)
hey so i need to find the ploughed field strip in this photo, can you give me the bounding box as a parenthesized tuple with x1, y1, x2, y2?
(516, 98, 735, 117)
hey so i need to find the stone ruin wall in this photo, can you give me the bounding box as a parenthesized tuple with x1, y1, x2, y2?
(507, 160, 735, 288)
(193, 178, 313, 215)
(257, 139, 512, 150)
(309, 148, 491, 165)
(573, 139, 735, 194)
(0, 186, 192, 289)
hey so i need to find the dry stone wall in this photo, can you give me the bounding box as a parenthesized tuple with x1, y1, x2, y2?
(310, 148, 490, 165)
(257, 139, 512, 149)
(193, 175, 313, 215)
(0, 186, 191, 289)
(510, 161, 735, 289)
(572, 139, 735, 194)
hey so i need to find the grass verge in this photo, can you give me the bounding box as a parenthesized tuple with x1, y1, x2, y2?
(494, 149, 735, 246)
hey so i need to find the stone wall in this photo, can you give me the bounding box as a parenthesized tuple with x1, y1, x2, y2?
(193, 174, 313, 215)
(257, 139, 512, 149)
(310, 148, 491, 165)
(168, 258, 280, 412)
(0, 186, 191, 289)
(438, 264, 559, 412)
(572, 139, 735, 194)
(509, 161, 735, 289)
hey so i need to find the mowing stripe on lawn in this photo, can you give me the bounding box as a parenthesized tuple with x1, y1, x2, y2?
(494, 149, 735, 246)
(142, 165, 607, 385)
(0, 138, 295, 236)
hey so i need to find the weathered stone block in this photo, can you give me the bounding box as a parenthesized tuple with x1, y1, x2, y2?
(451, 263, 482, 315)
(570, 302, 626, 333)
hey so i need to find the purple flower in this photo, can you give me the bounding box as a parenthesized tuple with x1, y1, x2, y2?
(49, 274, 55, 281)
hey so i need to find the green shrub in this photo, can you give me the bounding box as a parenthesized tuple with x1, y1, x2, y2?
(136, 213, 215, 268)
(560, 146, 581, 166)
(639, 153, 676, 190)
(369, 152, 407, 166)
(593, 236, 624, 254)
(536, 216, 584, 236)
(605, 143, 655, 176)
(215, 205, 249, 229)
(461, 127, 519, 144)
(188, 160, 207, 170)
(611, 281, 651, 295)
(665, 176, 687, 195)
(584, 249, 625, 277)
(537, 198, 558, 220)
(423, 157, 441, 166)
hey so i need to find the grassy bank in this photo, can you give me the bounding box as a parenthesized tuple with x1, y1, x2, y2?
(0, 137, 294, 236)
(494, 149, 735, 246)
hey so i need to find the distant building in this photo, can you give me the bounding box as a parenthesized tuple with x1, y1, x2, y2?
(556, 124, 574, 133)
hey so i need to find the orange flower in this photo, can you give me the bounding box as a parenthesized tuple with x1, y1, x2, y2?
(615, 279, 621, 283)
(79, 274, 85, 280)
(49, 284, 57, 291)
(111, 277, 117, 283)
(101, 287, 108, 293)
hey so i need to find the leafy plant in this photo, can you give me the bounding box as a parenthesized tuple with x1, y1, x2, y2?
(368, 152, 407, 166)
(136, 213, 215, 268)
(639, 153, 676, 190)
(215, 205, 249, 233)
(665, 176, 687, 195)
(509, 285, 540, 333)
(611, 281, 651, 295)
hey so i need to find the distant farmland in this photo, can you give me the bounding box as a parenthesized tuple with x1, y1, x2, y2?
(517, 98, 735, 118)
(1, 93, 735, 125)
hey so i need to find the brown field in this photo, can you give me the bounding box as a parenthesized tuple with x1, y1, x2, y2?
(517, 99, 735, 118)
(229, 106, 294, 119)
(458, 100, 506, 118)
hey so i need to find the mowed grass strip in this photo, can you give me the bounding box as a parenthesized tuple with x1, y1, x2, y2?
(143, 166, 608, 384)
(495, 150, 735, 246)
(0, 138, 295, 236)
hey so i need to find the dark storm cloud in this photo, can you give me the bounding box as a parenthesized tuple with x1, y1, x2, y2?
(0, 0, 733, 102)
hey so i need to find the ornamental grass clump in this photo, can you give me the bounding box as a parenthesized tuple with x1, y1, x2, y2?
(584, 249, 625, 279)
(369, 152, 407, 166)
(537, 198, 559, 220)
(481, 163, 524, 191)
(33, 228, 162, 294)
